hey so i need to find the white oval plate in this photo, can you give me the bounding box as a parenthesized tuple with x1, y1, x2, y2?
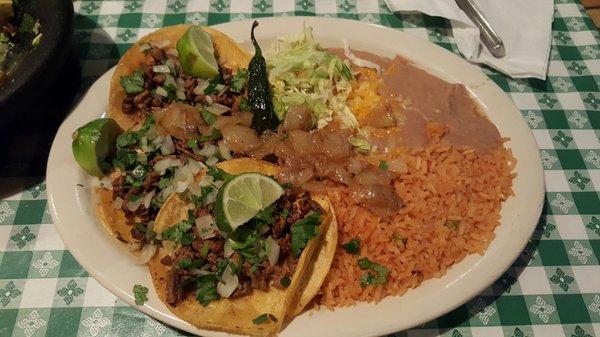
(47, 17, 544, 337)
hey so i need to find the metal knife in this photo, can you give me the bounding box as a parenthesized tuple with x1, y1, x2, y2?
(455, 0, 506, 58)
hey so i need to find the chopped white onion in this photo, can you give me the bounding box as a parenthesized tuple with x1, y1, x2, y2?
(387, 158, 407, 173)
(153, 65, 171, 73)
(213, 180, 224, 189)
(153, 158, 179, 175)
(197, 143, 218, 157)
(176, 89, 186, 100)
(343, 39, 381, 74)
(150, 40, 170, 49)
(146, 221, 155, 240)
(218, 141, 232, 160)
(205, 103, 230, 115)
(136, 244, 157, 265)
(198, 174, 214, 187)
(160, 136, 175, 155)
(190, 268, 212, 276)
(136, 151, 148, 164)
(265, 236, 280, 267)
(99, 176, 113, 189)
(165, 74, 177, 88)
(204, 95, 214, 105)
(194, 80, 209, 95)
(127, 196, 143, 212)
(165, 58, 176, 69)
(224, 240, 234, 258)
(187, 159, 205, 175)
(205, 156, 219, 166)
(142, 190, 156, 209)
(113, 197, 124, 210)
(155, 86, 169, 97)
(166, 48, 178, 57)
(216, 264, 238, 298)
(204, 188, 218, 204)
(139, 43, 151, 52)
(187, 181, 202, 196)
(195, 215, 216, 239)
(215, 84, 226, 93)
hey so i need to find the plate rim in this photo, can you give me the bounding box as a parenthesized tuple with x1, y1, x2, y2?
(47, 16, 545, 337)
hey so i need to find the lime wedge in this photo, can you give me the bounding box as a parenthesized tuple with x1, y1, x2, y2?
(176, 26, 219, 78)
(215, 173, 284, 232)
(72, 118, 121, 177)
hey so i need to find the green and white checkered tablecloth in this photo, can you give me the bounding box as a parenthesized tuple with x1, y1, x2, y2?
(1, 0, 599, 336)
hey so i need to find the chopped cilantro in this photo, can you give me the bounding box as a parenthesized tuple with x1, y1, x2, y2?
(357, 257, 389, 287)
(203, 75, 223, 95)
(130, 164, 148, 180)
(201, 110, 217, 125)
(252, 313, 278, 325)
(113, 149, 138, 171)
(120, 70, 145, 95)
(253, 204, 276, 226)
(134, 223, 147, 233)
(195, 274, 220, 306)
(178, 258, 204, 270)
(198, 128, 223, 142)
(133, 284, 148, 305)
(207, 166, 235, 182)
(379, 161, 389, 170)
(280, 276, 291, 288)
(290, 211, 322, 258)
(163, 215, 195, 245)
(445, 219, 460, 230)
(341, 238, 360, 255)
(127, 193, 143, 202)
(200, 243, 210, 258)
(238, 97, 250, 112)
(231, 68, 248, 93)
(19, 14, 36, 34)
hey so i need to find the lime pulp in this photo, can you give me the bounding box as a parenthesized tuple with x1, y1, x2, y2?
(215, 173, 284, 232)
(176, 26, 220, 78)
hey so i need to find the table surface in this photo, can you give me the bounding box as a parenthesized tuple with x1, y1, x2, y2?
(1, 0, 600, 336)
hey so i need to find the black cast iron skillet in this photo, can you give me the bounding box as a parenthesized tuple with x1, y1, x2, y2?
(0, 0, 74, 118)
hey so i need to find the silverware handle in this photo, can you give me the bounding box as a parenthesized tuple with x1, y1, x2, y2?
(455, 0, 505, 58)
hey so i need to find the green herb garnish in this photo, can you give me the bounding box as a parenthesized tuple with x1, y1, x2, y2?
(357, 257, 389, 287)
(290, 211, 321, 258)
(203, 74, 223, 95)
(280, 276, 291, 288)
(207, 166, 235, 182)
(195, 274, 221, 306)
(231, 68, 248, 93)
(341, 238, 360, 255)
(120, 70, 145, 94)
(445, 220, 460, 230)
(133, 284, 149, 305)
(379, 161, 389, 170)
(163, 215, 195, 245)
(19, 14, 36, 34)
(252, 313, 278, 325)
(201, 110, 217, 125)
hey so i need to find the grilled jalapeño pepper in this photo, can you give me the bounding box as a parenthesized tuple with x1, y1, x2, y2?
(248, 21, 279, 134)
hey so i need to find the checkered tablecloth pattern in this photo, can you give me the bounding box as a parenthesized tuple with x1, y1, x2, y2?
(0, 0, 599, 336)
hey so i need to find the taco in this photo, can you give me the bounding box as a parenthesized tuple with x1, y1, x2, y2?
(108, 24, 251, 131)
(93, 24, 253, 248)
(148, 158, 337, 336)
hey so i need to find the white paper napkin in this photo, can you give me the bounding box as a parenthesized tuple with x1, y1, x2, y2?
(386, 0, 554, 80)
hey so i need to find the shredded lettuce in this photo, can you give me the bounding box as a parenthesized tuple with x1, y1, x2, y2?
(265, 26, 358, 129)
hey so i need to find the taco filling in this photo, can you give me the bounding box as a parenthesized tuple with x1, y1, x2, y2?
(159, 185, 325, 306)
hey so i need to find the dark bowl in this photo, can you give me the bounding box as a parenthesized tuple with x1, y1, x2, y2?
(0, 0, 74, 118)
